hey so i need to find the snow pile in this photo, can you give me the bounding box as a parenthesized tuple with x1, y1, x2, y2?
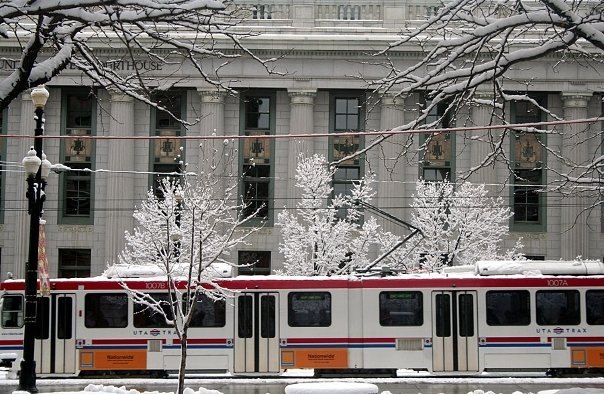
(285, 382, 378, 393)
(11, 384, 604, 394)
(20, 385, 225, 394)
(535, 390, 604, 394)
(466, 390, 604, 394)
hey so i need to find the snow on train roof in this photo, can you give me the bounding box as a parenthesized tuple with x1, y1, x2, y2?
(3, 260, 603, 289)
(474, 259, 604, 276)
(101, 262, 233, 279)
(95, 259, 604, 280)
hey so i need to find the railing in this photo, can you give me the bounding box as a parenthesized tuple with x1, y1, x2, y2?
(233, 0, 444, 27)
(234, 0, 600, 27)
(241, 3, 291, 20)
(315, 4, 382, 20)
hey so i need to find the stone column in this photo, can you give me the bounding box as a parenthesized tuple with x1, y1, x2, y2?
(287, 90, 316, 202)
(13, 93, 37, 278)
(198, 89, 228, 193)
(104, 93, 135, 265)
(560, 93, 592, 260)
(469, 92, 498, 185)
(198, 89, 227, 136)
(378, 93, 406, 232)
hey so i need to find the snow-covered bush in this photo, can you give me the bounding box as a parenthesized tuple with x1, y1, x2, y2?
(277, 154, 400, 276)
(400, 179, 523, 272)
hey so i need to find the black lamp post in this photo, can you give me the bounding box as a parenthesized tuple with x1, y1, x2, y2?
(18, 85, 50, 393)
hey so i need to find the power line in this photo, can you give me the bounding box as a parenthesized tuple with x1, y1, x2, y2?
(1, 116, 603, 141)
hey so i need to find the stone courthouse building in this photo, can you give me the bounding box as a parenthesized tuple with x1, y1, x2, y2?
(1, 0, 603, 278)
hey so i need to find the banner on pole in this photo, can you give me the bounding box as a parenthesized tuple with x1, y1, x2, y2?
(38, 222, 50, 295)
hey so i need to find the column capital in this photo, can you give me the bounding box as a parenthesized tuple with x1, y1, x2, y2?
(109, 92, 134, 103)
(474, 90, 495, 100)
(198, 89, 227, 104)
(381, 92, 406, 107)
(561, 92, 592, 109)
(288, 89, 317, 105)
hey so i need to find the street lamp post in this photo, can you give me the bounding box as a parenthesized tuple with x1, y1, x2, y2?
(18, 85, 50, 393)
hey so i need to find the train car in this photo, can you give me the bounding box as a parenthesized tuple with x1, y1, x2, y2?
(0, 261, 603, 377)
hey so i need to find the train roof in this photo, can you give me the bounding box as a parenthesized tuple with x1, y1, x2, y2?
(1, 260, 604, 292)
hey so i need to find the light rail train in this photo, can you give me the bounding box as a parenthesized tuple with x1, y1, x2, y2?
(0, 261, 603, 377)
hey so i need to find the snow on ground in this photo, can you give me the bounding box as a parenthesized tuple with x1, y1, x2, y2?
(6, 380, 604, 394)
(3, 370, 604, 394)
(9, 384, 604, 394)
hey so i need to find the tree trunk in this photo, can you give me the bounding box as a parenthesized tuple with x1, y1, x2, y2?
(177, 330, 188, 394)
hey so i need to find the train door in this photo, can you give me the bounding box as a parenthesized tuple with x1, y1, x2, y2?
(35, 294, 76, 374)
(431, 290, 478, 372)
(234, 292, 279, 373)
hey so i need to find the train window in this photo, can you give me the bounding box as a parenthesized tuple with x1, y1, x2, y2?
(260, 295, 276, 338)
(133, 293, 174, 328)
(586, 291, 604, 325)
(238, 295, 253, 338)
(486, 290, 530, 326)
(434, 294, 451, 337)
(288, 292, 331, 327)
(536, 290, 580, 326)
(189, 295, 226, 328)
(35, 297, 50, 340)
(85, 293, 128, 328)
(379, 291, 423, 326)
(458, 294, 474, 337)
(1, 295, 23, 328)
(57, 296, 73, 339)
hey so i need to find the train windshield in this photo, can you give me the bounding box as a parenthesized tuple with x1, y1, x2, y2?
(0, 294, 23, 328)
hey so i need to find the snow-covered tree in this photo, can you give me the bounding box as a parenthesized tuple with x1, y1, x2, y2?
(354, 0, 603, 188)
(399, 180, 523, 272)
(110, 140, 260, 394)
(277, 153, 403, 276)
(0, 0, 273, 112)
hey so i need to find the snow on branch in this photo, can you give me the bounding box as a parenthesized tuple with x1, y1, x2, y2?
(0, 0, 277, 114)
(108, 140, 261, 394)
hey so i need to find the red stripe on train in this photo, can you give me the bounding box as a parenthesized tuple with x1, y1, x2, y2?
(2, 276, 604, 292)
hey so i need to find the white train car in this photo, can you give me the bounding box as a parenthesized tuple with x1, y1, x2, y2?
(0, 261, 603, 377)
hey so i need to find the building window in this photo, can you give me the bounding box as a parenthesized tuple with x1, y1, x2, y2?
(151, 93, 185, 198)
(60, 90, 95, 224)
(238, 250, 271, 275)
(58, 249, 91, 278)
(420, 99, 454, 181)
(331, 94, 364, 219)
(511, 96, 546, 231)
(241, 94, 274, 222)
(333, 166, 360, 219)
